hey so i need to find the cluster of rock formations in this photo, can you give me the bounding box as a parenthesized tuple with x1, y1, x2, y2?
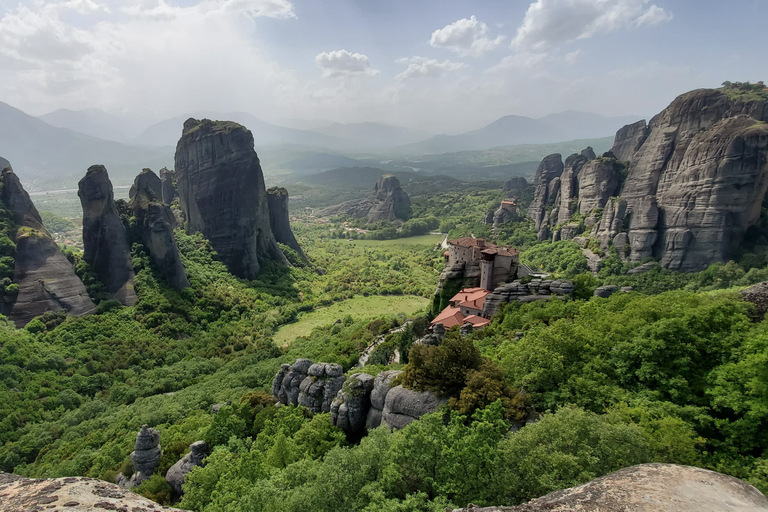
(165, 441, 209, 496)
(1, 169, 95, 327)
(527, 88, 768, 272)
(174, 118, 291, 279)
(481, 279, 576, 317)
(272, 359, 445, 435)
(450, 464, 768, 512)
(316, 175, 412, 223)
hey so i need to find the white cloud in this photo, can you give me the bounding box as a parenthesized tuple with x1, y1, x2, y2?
(430, 15, 505, 57)
(315, 49, 379, 78)
(395, 57, 465, 81)
(512, 0, 672, 51)
(564, 49, 584, 63)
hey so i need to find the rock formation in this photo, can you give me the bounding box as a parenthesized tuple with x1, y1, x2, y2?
(0, 156, 11, 170)
(528, 88, 768, 272)
(118, 425, 161, 488)
(267, 187, 306, 258)
(481, 279, 575, 318)
(78, 165, 137, 306)
(130, 169, 189, 290)
(330, 373, 375, 435)
(0, 472, 184, 512)
(316, 175, 412, 223)
(160, 167, 177, 205)
(165, 441, 208, 496)
(502, 176, 529, 198)
(741, 281, 768, 321)
(2, 169, 95, 326)
(380, 385, 448, 430)
(174, 118, 288, 280)
(272, 359, 346, 414)
(449, 463, 768, 512)
(365, 370, 402, 429)
(594, 285, 619, 298)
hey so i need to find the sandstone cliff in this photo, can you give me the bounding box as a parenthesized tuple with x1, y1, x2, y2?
(2, 169, 94, 326)
(130, 169, 189, 290)
(316, 175, 412, 223)
(267, 187, 306, 258)
(527, 88, 768, 271)
(450, 463, 768, 512)
(175, 118, 288, 280)
(159, 167, 177, 205)
(78, 165, 137, 306)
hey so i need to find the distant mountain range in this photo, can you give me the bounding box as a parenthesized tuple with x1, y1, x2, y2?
(394, 111, 641, 155)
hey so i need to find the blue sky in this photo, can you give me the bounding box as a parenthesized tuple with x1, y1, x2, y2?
(0, 0, 764, 132)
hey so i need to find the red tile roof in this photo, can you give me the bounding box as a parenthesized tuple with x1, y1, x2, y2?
(430, 306, 465, 329)
(450, 288, 490, 311)
(463, 315, 491, 328)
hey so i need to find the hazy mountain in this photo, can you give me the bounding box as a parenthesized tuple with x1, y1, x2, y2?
(396, 111, 640, 155)
(0, 102, 173, 191)
(310, 122, 433, 149)
(133, 112, 345, 148)
(38, 108, 154, 143)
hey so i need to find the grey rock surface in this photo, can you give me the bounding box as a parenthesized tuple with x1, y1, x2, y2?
(482, 279, 574, 318)
(121, 425, 161, 488)
(317, 175, 411, 223)
(297, 362, 346, 413)
(159, 167, 177, 205)
(449, 463, 768, 512)
(2, 169, 95, 327)
(175, 118, 288, 280)
(131, 169, 189, 290)
(366, 370, 402, 429)
(594, 285, 619, 298)
(267, 187, 306, 258)
(78, 165, 136, 306)
(381, 385, 447, 430)
(502, 176, 529, 198)
(165, 441, 208, 495)
(331, 372, 375, 435)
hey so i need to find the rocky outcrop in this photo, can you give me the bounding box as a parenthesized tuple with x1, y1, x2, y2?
(267, 187, 305, 258)
(381, 385, 448, 430)
(118, 425, 161, 488)
(529, 88, 768, 272)
(175, 118, 288, 280)
(330, 373, 375, 435)
(273, 359, 346, 414)
(366, 370, 402, 429)
(165, 441, 208, 496)
(130, 169, 189, 290)
(317, 175, 412, 223)
(2, 169, 95, 326)
(492, 202, 519, 229)
(449, 463, 768, 512)
(159, 167, 177, 205)
(502, 176, 529, 198)
(78, 165, 136, 306)
(741, 281, 768, 321)
(0, 472, 183, 512)
(482, 279, 575, 318)
(594, 285, 619, 298)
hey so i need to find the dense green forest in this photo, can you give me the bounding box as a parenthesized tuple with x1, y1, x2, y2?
(4, 176, 768, 511)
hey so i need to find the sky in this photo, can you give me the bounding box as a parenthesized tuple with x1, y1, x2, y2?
(0, 0, 765, 133)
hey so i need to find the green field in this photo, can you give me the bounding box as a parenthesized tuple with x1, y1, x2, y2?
(274, 294, 429, 345)
(341, 233, 444, 247)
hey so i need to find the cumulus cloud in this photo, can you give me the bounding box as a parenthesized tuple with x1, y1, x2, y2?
(395, 57, 465, 81)
(315, 49, 379, 78)
(512, 0, 672, 51)
(430, 15, 505, 57)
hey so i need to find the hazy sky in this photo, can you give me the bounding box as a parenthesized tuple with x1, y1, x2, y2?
(0, 0, 765, 132)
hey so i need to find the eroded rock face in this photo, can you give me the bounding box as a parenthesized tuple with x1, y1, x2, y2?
(131, 169, 189, 290)
(330, 373, 375, 435)
(267, 187, 305, 258)
(119, 425, 161, 488)
(502, 177, 529, 198)
(531, 88, 768, 272)
(366, 370, 402, 429)
(527, 154, 565, 239)
(482, 279, 575, 318)
(160, 167, 177, 205)
(78, 165, 136, 306)
(317, 175, 411, 223)
(449, 463, 768, 512)
(175, 118, 288, 279)
(2, 169, 95, 326)
(0, 472, 183, 512)
(165, 441, 208, 496)
(381, 385, 447, 430)
(273, 359, 347, 414)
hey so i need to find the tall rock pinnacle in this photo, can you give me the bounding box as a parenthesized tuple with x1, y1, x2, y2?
(267, 187, 306, 259)
(78, 165, 137, 306)
(174, 118, 288, 279)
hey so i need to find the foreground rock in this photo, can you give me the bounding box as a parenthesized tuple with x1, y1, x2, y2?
(2, 169, 95, 326)
(165, 441, 208, 496)
(450, 463, 768, 511)
(130, 169, 189, 290)
(175, 118, 288, 279)
(0, 472, 183, 512)
(528, 88, 768, 271)
(317, 175, 412, 223)
(78, 165, 137, 306)
(118, 425, 161, 488)
(267, 187, 306, 258)
(380, 385, 447, 430)
(331, 372, 375, 435)
(273, 359, 346, 414)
